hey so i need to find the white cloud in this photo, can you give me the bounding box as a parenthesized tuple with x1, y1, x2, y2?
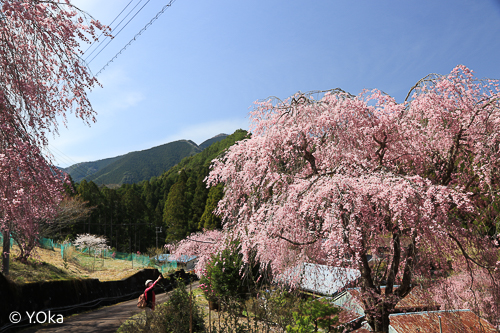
(89, 69, 145, 118)
(96, 90, 145, 114)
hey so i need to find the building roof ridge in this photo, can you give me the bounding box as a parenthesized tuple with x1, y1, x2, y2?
(389, 309, 471, 317)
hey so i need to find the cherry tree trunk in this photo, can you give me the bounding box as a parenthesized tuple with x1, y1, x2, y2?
(2, 227, 10, 275)
(365, 303, 391, 333)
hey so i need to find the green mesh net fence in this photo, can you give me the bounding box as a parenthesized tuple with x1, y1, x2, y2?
(1, 234, 177, 273)
(0, 233, 14, 249)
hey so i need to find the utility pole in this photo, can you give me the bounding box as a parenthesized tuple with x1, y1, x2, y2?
(190, 277, 193, 333)
(156, 227, 162, 249)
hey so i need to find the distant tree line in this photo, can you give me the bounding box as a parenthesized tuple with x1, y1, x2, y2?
(48, 130, 248, 253)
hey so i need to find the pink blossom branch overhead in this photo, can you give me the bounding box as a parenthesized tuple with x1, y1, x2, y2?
(0, 1, 107, 264)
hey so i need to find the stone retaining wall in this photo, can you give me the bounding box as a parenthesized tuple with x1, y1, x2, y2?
(0, 269, 197, 330)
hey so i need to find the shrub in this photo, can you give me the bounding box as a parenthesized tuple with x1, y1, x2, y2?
(200, 240, 262, 305)
(252, 288, 303, 330)
(146, 246, 167, 258)
(61, 245, 75, 263)
(161, 279, 205, 332)
(286, 298, 341, 333)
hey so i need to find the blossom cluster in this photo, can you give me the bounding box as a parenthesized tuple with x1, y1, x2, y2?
(169, 229, 225, 277)
(73, 233, 110, 256)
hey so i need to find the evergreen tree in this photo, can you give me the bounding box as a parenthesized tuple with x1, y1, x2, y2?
(58, 130, 249, 251)
(77, 180, 103, 207)
(77, 180, 103, 234)
(185, 173, 198, 233)
(191, 173, 209, 230)
(121, 187, 146, 252)
(163, 171, 189, 242)
(199, 184, 224, 230)
(101, 187, 122, 250)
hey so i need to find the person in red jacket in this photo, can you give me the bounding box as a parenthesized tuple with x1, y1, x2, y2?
(143, 275, 162, 327)
(144, 275, 162, 311)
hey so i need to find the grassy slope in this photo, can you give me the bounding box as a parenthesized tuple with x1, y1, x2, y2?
(3, 132, 249, 284)
(1, 245, 151, 284)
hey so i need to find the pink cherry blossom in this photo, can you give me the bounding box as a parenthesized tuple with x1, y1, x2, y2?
(0, 1, 106, 266)
(178, 66, 500, 332)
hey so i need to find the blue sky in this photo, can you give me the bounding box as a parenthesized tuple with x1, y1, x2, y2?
(48, 0, 500, 167)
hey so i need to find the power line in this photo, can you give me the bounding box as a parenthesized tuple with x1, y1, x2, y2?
(43, 145, 85, 174)
(45, 145, 107, 185)
(87, 0, 152, 65)
(50, 1, 178, 183)
(82, 0, 136, 56)
(46, 145, 80, 168)
(95, 0, 177, 77)
(46, 142, 134, 187)
(85, 0, 146, 62)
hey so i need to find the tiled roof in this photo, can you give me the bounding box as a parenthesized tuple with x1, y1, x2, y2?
(395, 286, 440, 311)
(337, 308, 363, 324)
(332, 285, 440, 315)
(277, 263, 361, 296)
(389, 309, 496, 333)
(315, 304, 364, 331)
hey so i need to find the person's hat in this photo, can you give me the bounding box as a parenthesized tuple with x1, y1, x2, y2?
(145, 279, 153, 286)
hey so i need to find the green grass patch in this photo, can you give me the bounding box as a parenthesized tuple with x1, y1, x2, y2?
(6, 258, 77, 284)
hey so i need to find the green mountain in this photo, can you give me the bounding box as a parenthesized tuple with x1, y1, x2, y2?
(63, 134, 229, 186)
(159, 130, 246, 183)
(199, 133, 228, 150)
(65, 129, 248, 251)
(63, 155, 126, 183)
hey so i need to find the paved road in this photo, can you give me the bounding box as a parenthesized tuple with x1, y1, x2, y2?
(17, 281, 200, 333)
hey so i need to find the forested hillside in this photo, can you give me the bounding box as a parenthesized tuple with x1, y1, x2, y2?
(63, 134, 228, 186)
(62, 155, 126, 183)
(199, 133, 228, 150)
(55, 130, 248, 253)
(86, 140, 200, 185)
